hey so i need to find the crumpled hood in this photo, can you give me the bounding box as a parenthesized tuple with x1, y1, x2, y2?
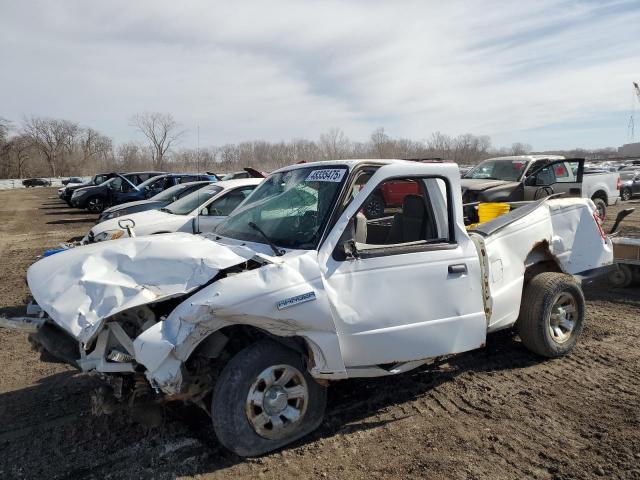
(27, 233, 257, 345)
(460, 178, 519, 191)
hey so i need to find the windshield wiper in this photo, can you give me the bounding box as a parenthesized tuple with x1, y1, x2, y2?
(248, 222, 284, 256)
(160, 207, 173, 214)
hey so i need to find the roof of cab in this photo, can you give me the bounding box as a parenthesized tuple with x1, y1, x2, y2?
(271, 158, 419, 174)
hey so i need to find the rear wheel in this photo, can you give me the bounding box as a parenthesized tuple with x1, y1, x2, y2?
(211, 339, 327, 457)
(592, 197, 606, 221)
(621, 188, 632, 201)
(609, 264, 633, 288)
(518, 272, 585, 357)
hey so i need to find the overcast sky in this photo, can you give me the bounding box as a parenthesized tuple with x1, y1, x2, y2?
(1, 0, 639, 151)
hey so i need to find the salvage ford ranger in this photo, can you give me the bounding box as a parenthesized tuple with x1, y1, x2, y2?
(2, 159, 615, 456)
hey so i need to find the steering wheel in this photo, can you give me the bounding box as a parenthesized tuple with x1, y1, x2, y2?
(534, 186, 554, 200)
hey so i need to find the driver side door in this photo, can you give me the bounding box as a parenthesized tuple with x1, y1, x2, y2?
(523, 159, 583, 200)
(319, 169, 487, 369)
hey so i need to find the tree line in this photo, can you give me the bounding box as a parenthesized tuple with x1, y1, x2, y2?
(0, 113, 619, 179)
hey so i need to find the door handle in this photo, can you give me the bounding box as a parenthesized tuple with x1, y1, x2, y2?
(448, 264, 467, 274)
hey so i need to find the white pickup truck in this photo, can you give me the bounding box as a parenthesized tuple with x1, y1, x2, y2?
(461, 155, 620, 220)
(3, 159, 615, 456)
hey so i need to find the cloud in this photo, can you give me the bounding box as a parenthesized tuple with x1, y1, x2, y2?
(0, 0, 638, 150)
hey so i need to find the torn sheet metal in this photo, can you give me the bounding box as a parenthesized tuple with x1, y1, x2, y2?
(27, 233, 256, 345)
(134, 249, 347, 394)
(478, 197, 613, 332)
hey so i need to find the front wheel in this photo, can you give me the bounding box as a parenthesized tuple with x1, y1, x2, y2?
(363, 192, 385, 219)
(212, 339, 327, 457)
(86, 196, 105, 213)
(518, 272, 585, 357)
(621, 188, 632, 201)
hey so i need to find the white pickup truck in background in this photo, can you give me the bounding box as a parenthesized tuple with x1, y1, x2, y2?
(461, 155, 620, 220)
(2, 159, 618, 456)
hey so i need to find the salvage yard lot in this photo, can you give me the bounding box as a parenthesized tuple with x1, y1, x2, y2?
(0, 187, 639, 479)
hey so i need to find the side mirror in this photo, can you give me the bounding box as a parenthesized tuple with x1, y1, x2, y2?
(200, 207, 208, 216)
(524, 175, 536, 186)
(335, 218, 359, 260)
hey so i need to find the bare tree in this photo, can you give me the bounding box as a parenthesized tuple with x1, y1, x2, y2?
(131, 112, 184, 169)
(80, 127, 113, 171)
(319, 127, 350, 159)
(7, 135, 32, 178)
(370, 127, 391, 158)
(509, 142, 532, 155)
(22, 116, 79, 176)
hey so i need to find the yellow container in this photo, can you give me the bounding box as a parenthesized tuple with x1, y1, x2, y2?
(478, 203, 510, 223)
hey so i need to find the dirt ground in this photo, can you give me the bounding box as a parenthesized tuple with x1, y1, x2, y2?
(0, 187, 639, 480)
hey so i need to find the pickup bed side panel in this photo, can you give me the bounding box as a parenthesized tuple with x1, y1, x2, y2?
(479, 198, 613, 332)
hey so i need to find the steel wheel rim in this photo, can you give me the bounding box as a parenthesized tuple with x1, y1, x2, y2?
(548, 292, 577, 344)
(245, 364, 308, 439)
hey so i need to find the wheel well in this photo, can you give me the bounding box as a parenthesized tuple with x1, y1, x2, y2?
(188, 325, 311, 370)
(591, 190, 607, 202)
(523, 242, 563, 284)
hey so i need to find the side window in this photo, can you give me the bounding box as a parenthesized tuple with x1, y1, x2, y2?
(351, 177, 451, 248)
(204, 187, 254, 216)
(121, 179, 136, 192)
(177, 185, 198, 199)
(534, 160, 580, 185)
(180, 176, 199, 183)
(110, 177, 124, 191)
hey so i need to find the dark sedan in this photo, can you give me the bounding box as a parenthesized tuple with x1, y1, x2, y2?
(22, 178, 52, 187)
(61, 172, 118, 205)
(620, 170, 640, 201)
(70, 172, 164, 212)
(97, 180, 215, 223)
(61, 176, 84, 185)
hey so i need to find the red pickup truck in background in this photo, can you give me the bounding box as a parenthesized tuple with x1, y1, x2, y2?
(364, 179, 421, 218)
(363, 159, 451, 218)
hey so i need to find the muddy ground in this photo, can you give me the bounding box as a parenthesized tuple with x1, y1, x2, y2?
(0, 187, 639, 480)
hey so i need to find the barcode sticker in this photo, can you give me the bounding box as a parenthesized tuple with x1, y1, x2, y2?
(306, 169, 346, 182)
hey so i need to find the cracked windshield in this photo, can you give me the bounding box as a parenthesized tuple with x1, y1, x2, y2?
(215, 166, 348, 249)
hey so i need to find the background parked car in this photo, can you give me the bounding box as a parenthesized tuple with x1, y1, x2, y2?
(98, 180, 216, 223)
(70, 172, 164, 212)
(61, 172, 119, 205)
(86, 178, 262, 242)
(620, 170, 640, 201)
(110, 173, 218, 206)
(61, 177, 84, 185)
(22, 178, 51, 187)
(219, 167, 266, 181)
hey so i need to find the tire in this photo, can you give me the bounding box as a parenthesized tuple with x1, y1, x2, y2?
(86, 196, 105, 213)
(608, 264, 633, 288)
(621, 188, 632, 201)
(212, 339, 327, 457)
(363, 192, 385, 219)
(592, 197, 606, 221)
(518, 272, 585, 358)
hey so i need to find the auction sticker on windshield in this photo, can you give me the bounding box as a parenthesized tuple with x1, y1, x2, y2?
(306, 169, 346, 182)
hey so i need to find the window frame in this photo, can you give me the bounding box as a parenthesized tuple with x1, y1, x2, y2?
(333, 173, 458, 261)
